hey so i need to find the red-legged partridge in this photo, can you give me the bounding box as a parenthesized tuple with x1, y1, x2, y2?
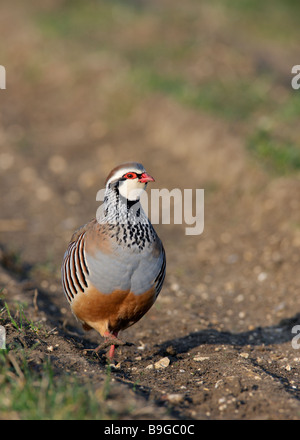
(62, 162, 166, 358)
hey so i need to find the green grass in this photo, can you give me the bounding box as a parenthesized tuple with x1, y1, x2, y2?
(279, 93, 300, 122)
(247, 129, 300, 175)
(0, 301, 115, 420)
(220, 0, 300, 42)
(132, 69, 271, 120)
(0, 350, 112, 420)
(3, 301, 42, 334)
(36, 0, 140, 43)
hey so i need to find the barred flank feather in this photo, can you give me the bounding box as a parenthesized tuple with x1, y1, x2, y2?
(155, 247, 166, 298)
(62, 232, 89, 304)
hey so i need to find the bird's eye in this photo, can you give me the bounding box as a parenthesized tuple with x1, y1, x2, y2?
(124, 172, 137, 179)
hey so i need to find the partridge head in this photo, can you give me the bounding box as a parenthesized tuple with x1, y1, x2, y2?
(62, 162, 166, 359)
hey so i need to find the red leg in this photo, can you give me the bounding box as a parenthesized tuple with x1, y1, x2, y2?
(108, 344, 115, 359)
(104, 331, 119, 360)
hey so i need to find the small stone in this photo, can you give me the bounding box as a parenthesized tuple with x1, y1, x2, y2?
(166, 345, 177, 356)
(170, 282, 180, 292)
(145, 364, 154, 370)
(194, 356, 209, 362)
(41, 280, 49, 289)
(239, 352, 249, 359)
(257, 272, 268, 282)
(215, 379, 223, 389)
(48, 155, 66, 174)
(155, 357, 170, 369)
(162, 393, 184, 404)
(137, 341, 146, 350)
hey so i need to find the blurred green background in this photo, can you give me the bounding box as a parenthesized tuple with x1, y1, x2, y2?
(0, 0, 299, 262)
(0, 0, 299, 270)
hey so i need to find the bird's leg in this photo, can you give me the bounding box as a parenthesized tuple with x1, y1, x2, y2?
(106, 330, 118, 360)
(108, 340, 116, 360)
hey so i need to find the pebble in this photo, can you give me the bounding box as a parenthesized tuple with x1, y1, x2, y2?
(154, 357, 170, 369)
(137, 341, 146, 350)
(170, 283, 180, 292)
(166, 345, 177, 356)
(48, 155, 66, 174)
(145, 364, 154, 370)
(162, 393, 185, 404)
(239, 352, 249, 359)
(194, 356, 209, 362)
(257, 272, 268, 282)
(41, 280, 49, 289)
(215, 379, 223, 389)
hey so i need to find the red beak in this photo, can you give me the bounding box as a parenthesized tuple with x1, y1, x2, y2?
(139, 172, 155, 183)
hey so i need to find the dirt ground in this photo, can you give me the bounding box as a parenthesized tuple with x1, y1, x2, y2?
(1, 0, 300, 420)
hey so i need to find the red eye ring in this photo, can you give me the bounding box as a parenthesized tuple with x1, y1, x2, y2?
(124, 172, 137, 179)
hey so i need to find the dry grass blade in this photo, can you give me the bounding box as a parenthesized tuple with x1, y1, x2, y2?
(7, 352, 25, 382)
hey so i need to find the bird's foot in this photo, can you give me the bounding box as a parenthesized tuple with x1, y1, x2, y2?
(94, 335, 126, 353)
(84, 333, 134, 359)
